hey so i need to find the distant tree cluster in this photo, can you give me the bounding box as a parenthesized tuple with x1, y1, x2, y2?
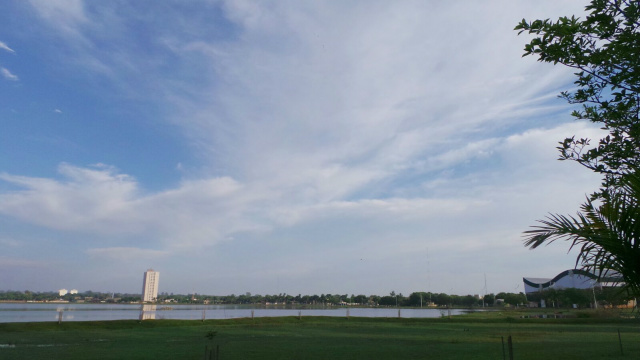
(150, 290, 529, 308)
(0, 289, 533, 307)
(3, 288, 631, 309)
(0, 290, 141, 303)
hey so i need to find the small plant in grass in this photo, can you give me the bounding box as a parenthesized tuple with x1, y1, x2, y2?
(205, 330, 217, 341)
(204, 330, 219, 360)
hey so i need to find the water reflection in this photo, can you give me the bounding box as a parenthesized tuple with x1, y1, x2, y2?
(0, 303, 491, 323)
(139, 305, 156, 320)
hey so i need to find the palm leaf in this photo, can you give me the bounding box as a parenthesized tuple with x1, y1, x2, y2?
(523, 170, 640, 296)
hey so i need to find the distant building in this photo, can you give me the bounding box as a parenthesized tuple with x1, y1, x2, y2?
(58, 289, 68, 296)
(69, 289, 78, 295)
(523, 269, 621, 294)
(142, 269, 160, 302)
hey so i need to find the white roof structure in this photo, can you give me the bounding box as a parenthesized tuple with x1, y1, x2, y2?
(523, 269, 622, 294)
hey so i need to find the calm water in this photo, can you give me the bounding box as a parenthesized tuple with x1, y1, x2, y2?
(0, 303, 483, 323)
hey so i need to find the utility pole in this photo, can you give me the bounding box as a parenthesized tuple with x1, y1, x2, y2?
(482, 273, 488, 307)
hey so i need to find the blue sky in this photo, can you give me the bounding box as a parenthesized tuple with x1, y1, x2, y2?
(0, 0, 605, 296)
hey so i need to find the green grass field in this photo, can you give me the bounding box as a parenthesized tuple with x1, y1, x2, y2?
(1, 310, 639, 359)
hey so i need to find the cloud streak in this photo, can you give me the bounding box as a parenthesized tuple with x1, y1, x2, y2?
(0, 41, 15, 53)
(0, 67, 18, 81)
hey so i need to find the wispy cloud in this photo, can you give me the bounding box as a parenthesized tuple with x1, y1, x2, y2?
(0, 256, 44, 268)
(1, 67, 18, 81)
(0, 41, 15, 53)
(0, 121, 602, 245)
(54, 109, 62, 113)
(87, 247, 169, 261)
(26, 0, 88, 39)
(0, 237, 22, 247)
(164, 1, 585, 206)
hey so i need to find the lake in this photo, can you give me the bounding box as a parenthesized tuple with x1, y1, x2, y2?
(0, 303, 483, 323)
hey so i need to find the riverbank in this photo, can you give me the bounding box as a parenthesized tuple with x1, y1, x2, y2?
(1, 309, 638, 359)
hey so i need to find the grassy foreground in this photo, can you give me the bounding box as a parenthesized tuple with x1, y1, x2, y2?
(1, 310, 639, 359)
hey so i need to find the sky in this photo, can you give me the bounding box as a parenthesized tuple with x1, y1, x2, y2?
(0, 0, 606, 297)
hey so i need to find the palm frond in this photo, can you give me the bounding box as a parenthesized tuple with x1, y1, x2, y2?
(523, 170, 640, 296)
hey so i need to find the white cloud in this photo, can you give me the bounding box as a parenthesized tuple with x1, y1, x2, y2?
(1, 67, 18, 81)
(54, 109, 62, 113)
(0, 163, 140, 233)
(0, 163, 267, 248)
(0, 41, 15, 53)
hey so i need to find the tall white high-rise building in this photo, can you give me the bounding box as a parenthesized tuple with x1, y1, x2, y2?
(142, 269, 159, 302)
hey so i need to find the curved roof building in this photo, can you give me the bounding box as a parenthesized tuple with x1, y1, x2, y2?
(523, 269, 621, 294)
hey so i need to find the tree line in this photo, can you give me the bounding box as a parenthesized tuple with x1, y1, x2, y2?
(2, 288, 632, 308)
(0, 290, 523, 307)
(0, 290, 140, 303)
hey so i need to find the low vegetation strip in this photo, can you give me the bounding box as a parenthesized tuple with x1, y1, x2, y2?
(1, 311, 639, 359)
